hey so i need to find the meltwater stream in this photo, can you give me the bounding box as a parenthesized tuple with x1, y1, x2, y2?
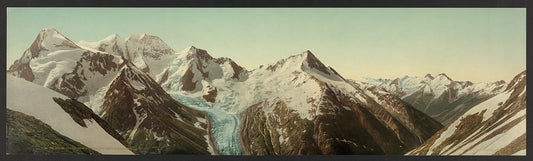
(170, 94, 244, 155)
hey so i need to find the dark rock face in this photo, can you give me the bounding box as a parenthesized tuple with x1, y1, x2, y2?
(50, 52, 124, 99)
(241, 101, 323, 155)
(158, 69, 170, 85)
(100, 64, 213, 154)
(7, 60, 35, 82)
(181, 68, 197, 91)
(304, 51, 331, 76)
(202, 87, 218, 103)
(6, 109, 100, 155)
(214, 57, 245, 80)
(240, 80, 443, 155)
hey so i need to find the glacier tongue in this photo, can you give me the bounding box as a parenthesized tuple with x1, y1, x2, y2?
(169, 93, 244, 155)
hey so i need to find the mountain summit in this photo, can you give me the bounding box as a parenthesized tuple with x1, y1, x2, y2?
(8, 28, 81, 82)
(28, 28, 80, 57)
(238, 51, 442, 154)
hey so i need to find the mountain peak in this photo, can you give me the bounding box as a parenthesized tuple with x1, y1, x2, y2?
(26, 28, 79, 59)
(504, 70, 526, 92)
(268, 50, 344, 81)
(301, 50, 328, 71)
(181, 46, 213, 61)
(127, 33, 147, 40)
(102, 34, 120, 42)
(113, 62, 159, 93)
(36, 28, 69, 42)
(425, 74, 434, 80)
(271, 50, 322, 69)
(302, 50, 313, 56)
(119, 62, 143, 75)
(40, 28, 60, 34)
(436, 73, 452, 81)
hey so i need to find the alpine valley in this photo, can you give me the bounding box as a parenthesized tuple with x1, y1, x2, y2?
(6, 28, 526, 155)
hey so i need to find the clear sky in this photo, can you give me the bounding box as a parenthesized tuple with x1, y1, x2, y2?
(7, 8, 526, 83)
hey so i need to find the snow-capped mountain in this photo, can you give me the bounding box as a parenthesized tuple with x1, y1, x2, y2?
(8, 28, 218, 155)
(407, 70, 526, 155)
(159, 46, 247, 102)
(6, 75, 134, 154)
(7, 29, 449, 155)
(360, 74, 507, 125)
(123, 45, 442, 155)
(7, 28, 126, 110)
(8, 28, 80, 82)
(77, 33, 177, 79)
(238, 51, 442, 154)
(99, 63, 216, 154)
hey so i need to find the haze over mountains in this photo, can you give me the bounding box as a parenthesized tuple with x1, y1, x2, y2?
(6, 28, 525, 155)
(359, 74, 507, 125)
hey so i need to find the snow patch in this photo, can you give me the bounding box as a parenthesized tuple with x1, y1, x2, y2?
(6, 75, 133, 154)
(130, 107, 147, 140)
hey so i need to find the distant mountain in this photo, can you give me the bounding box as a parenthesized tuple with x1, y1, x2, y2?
(99, 63, 216, 154)
(6, 75, 134, 154)
(360, 74, 506, 125)
(157, 46, 247, 102)
(406, 70, 526, 155)
(77, 33, 177, 79)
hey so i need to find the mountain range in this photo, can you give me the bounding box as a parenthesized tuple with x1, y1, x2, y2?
(6, 28, 525, 155)
(360, 74, 506, 125)
(407, 71, 526, 155)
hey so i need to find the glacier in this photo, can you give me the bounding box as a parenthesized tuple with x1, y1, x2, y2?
(169, 93, 244, 155)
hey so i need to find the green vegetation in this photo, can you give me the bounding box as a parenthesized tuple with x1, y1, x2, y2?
(6, 109, 100, 154)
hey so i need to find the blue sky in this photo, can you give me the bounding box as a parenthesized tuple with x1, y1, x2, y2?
(7, 8, 526, 82)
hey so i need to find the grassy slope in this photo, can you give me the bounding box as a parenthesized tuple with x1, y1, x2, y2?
(6, 109, 100, 155)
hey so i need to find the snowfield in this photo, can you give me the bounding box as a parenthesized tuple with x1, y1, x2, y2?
(7, 75, 134, 155)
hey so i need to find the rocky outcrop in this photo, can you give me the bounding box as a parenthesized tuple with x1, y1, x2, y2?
(49, 51, 125, 99)
(100, 63, 215, 154)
